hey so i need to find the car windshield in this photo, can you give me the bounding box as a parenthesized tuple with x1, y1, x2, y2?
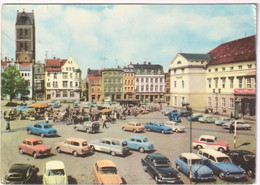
(82, 141, 88, 147)
(100, 167, 117, 174)
(44, 125, 52, 129)
(121, 141, 128, 147)
(223, 119, 231, 121)
(112, 141, 120, 145)
(136, 123, 141, 126)
(154, 160, 170, 167)
(217, 157, 231, 163)
(191, 159, 202, 165)
(33, 140, 43, 145)
(244, 154, 256, 161)
(143, 138, 148, 142)
(7, 173, 23, 181)
(47, 169, 65, 176)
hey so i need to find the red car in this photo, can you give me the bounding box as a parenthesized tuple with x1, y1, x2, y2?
(18, 138, 51, 158)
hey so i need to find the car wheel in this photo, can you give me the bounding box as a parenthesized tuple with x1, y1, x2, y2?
(139, 147, 145, 153)
(161, 130, 165, 134)
(40, 133, 44, 138)
(73, 151, 78, 157)
(111, 151, 116, 156)
(90, 145, 95, 151)
(122, 127, 125, 131)
(27, 130, 32, 135)
(133, 129, 137, 133)
(19, 148, 23, 154)
(247, 170, 254, 177)
(74, 127, 78, 131)
(147, 128, 151, 131)
(56, 147, 61, 153)
(86, 129, 90, 133)
(33, 152, 37, 159)
(219, 172, 225, 180)
(176, 164, 180, 172)
(175, 129, 179, 133)
(197, 145, 203, 150)
(218, 147, 224, 153)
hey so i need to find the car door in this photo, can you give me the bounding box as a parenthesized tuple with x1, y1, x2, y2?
(206, 139, 216, 150)
(179, 156, 188, 175)
(33, 125, 39, 134)
(128, 138, 137, 149)
(62, 140, 72, 153)
(26, 141, 34, 155)
(100, 140, 111, 153)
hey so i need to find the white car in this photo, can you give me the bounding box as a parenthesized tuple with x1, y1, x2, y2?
(43, 160, 68, 184)
(215, 117, 232, 126)
(222, 120, 251, 130)
(164, 121, 185, 132)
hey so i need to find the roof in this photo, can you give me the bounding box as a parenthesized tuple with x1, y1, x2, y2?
(18, 63, 33, 66)
(35, 122, 50, 126)
(1, 61, 12, 66)
(199, 135, 216, 139)
(16, 11, 34, 25)
(231, 150, 255, 155)
(9, 164, 31, 173)
(149, 153, 168, 161)
(45, 58, 67, 72)
(132, 64, 164, 74)
(181, 153, 201, 160)
(199, 149, 228, 158)
(66, 137, 87, 142)
(101, 137, 124, 142)
(96, 160, 116, 168)
(88, 69, 102, 76)
(128, 121, 141, 125)
(45, 161, 65, 170)
(179, 53, 211, 61)
(208, 35, 256, 65)
(24, 138, 42, 142)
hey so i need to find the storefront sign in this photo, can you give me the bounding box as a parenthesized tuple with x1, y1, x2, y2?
(234, 89, 256, 94)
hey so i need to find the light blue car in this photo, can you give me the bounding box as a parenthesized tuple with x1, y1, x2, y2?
(124, 136, 154, 153)
(175, 153, 215, 181)
(144, 121, 172, 134)
(26, 122, 58, 137)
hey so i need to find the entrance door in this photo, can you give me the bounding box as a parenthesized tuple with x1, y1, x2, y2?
(47, 94, 51, 100)
(150, 96, 153, 102)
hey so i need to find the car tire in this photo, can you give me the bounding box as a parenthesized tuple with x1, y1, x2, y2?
(27, 130, 32, 135)
(40, 133, 44, 138)
(218, 147, 224, 153)
(176, 164, 180, 172)
(139, 147, 145, 153)
(122, 127, 125, 131)
(33, 152, 37, 159)
(161, 130, 165, 134)
(73, 151, 78, 157)
(56, 147, 61, 153)
(111, 151, 116, 156)
(90, 145, 95, 151)
(74, 127, 78, 131)
(219, 172, 225, 180)
(147, 128, 151, 131)
(19, 148, 23, 154)
(247, 170, 254, 177)
(197, 145, 203, 150)
(133, 129, 137, 133)
(175, 129, 179, 133)
(86, 129, 90, 133)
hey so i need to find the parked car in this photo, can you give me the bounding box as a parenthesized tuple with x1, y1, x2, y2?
(178, 109, 191, 117)
(125, 135, 154, 153)
(93, 160, 123, 184)
(18, 138, 51, 158)
(144, 121, 172, 134)
(198, 115, 216, 123)
(192, 135, 229, 153)
(228, 150, 255, 177)
(187, 114, 203, 121)
(16, 105, 28, 113)
(55, 137, 91, 157)
(215, 117, 232, 126)
(74, 121, 100, 133)
(141, 153, 183, 184)
(3, 164, 39, 184)
(89, 137, 130, 156)
(168, 111, 181, 122)
(197, 149, 246, 180)
(161, 107, 175, 116)
(175, 153, 214, 181)
(47, 101, 53, 107)
(121, 122, 144, 133)
(43, 160, 68, 184)
(164, 121, 185, 132)
(26, 122, 58, 137)
(222, 120, 252, 130)
(53, 101, 61, 108)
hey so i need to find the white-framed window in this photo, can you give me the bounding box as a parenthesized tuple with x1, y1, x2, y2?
(215, 68, 218, 72)
(174, 96, 178, 106)
(208, 69, 211, 72)
(248, 64, 252, 69)
(56, 91, 61, 97)
(54, 73, 57, 79)
(182, 80, 184, 88)
(222, 67, 225, 71)
(150, 85, 153, 91)
(238, 78, 243, 88)
(160, 85, 163, 91)
(155, 85, 158, 91)
(63, 81, 68, 88)
(222, 98, 226, 107)
(238, 65, 242, 69)
(136, 86, 139, 91)
(215, 79, 218, 88)
(70, 91, 74, 97)
(230, 67, 234, 71)
(174, 81, 177, 88)
(222, 78, 226, 88)
(63, 91, 68, 97)
(208, 79, 211, 88)
(141, 85, 144, 91)
(229, 98, 234, 108)
(146, 84, 149, 91)
(215, 97, 218, 107)
(92, 88, 94, 93)
(150, 78, 153, 83)
(208, 97, 211, 106)
(47, 82, 50, 87)
(247, 78, 252, 88)
(230, 78, 234, 88)
(53, 81, 58, 88)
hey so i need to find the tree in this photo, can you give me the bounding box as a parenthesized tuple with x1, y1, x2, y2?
(1, 64, 29, 103)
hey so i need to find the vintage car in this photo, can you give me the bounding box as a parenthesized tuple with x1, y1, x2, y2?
(53, 101, 61, 108)
(215, 117, 232, 126)
(222, 120, 252, 130)
(89, 137, 130, 156)
(124, 135, 154, 153)
(164, 121, 185, 132)
(93, 160, 123, 184)
(161, 107, 175, 116)
(197, 149, 246, 180)
(3, 163, 39, 184)
(55, 137, 91, 157)
(16, 105, 28, 113)
(192, 135, 229, 153)
(228, 150, 255, 177)
(144, 121, 172, 134)
(43, 160, 68, 184)
(74, 121, 100, 133)
(18, 138, 51, 158)
(198, 115, 216, 123)
(175, 153, 214, 181)
(141, 153, 183, 184)
(26, 122, 58, 137)
(178, 109, 191, 117)
(187, 114, 203, 121)
(121, 122, 144, 133)
(168, 111, 181, 122)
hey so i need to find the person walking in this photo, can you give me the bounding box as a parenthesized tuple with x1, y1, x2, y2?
(6, 121, 11, 132)
(229, 123, 234, 133)
(102, 117, 107, 129)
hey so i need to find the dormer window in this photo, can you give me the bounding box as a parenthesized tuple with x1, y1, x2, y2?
(177, 61, 182, 64)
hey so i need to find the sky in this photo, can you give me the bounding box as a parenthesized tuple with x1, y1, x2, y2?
(1, 4, 256, 77)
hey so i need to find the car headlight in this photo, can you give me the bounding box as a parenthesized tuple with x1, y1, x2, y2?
(243, 171, 246, 174)
(159, 174, 163, 179)
(177, 174, 181, 179)
(211, 172, 214, 176)
(226, 171, 230, 175)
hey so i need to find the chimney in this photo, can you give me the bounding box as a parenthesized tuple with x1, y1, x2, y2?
(148, 62, 151, 65)
(144, 61, 146, 65)
(53, 57, 56, 59)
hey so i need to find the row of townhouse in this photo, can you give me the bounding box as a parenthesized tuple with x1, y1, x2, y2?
(169, 35, 256, 117)
(87, 62, 166, 103)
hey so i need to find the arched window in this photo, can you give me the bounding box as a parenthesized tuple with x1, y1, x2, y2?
(177, 61, 182, 64)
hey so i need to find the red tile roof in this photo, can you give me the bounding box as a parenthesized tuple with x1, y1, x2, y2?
(208, 35, 256, 65)
(1, 61, 12, 66)
(45, 58, 67, 72)
(19, 62, 33, 66)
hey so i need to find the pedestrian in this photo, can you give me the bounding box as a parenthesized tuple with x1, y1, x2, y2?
(230, 112, 233, 118)
(229, 123, 234, 133)
(6, 121, 11, 131)
(102, 118, 107, 129)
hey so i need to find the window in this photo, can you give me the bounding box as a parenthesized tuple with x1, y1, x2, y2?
(70, 91, 74, 97)
(146, 78, 149, 83)
(238, 78, 243, 88)
(174, 81, 177, 88)
(208, 79, 211, 88)
(238, 65, 242, 69)
(141, 85, 144, 91)
(136, 86, 139, 91)
(208, 97, 211, 106)
(215, 79, 218, 88)
(160, 78, 163, 83)
(174, 70, 176, 74)
(215, 68, 218, 72)
(56, 91, 61, 97)
(174, 96, 177, 106)
(208, 69, 211, 72)
(47, 82, 50, 87)
(70, 73, 72, 78)
(141, 78, 144, 83)
(247, 78, 251, 88)
(136, 78, 139, 83)
(160, 85, 163, 91)
(182, 69, 184, 74)
(222, 78, 226, 88)
(182, 80, 184, 88)
(146, 85, 149, 91)
(53, 81, 58, 88)
(63, 91, 68, 97)
(20, 28, 23, 35)
(150, 78, 153, 83)
(63, 81, 68, 88)
(177, 61, 182, 64)
(248, 64, 252, 69)
(222, 98, 226, 107)
(92, 88, 94, 93)
(230, 78, 234, 88)
(63, 73, 68, 79)
(150, 85, 153, 91)
(155, 85, 158, 91)
(70, 82, 73, 87)
(54, 73, 57, 79)
(75, 82, 78, 87)
(215, 97, 218, 107)
(230, 67, 234, 71)
(155, 78, 158, 83)
(222, 67, 225, 71)
(229, 98, 234, 108)
(125, 80, 127, 85)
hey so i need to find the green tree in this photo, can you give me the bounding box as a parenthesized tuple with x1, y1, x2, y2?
(1, 64, 29, 103)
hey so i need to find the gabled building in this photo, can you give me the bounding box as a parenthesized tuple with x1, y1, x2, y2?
(45, 56, 82, 101)
(33, 61, 45, 100)
(88, 69, 102, 102)
(123, 63, 135, 100)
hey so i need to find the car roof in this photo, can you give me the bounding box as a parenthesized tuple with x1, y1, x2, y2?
(230, 150, 255, 155)
(180, 153, 201, 160)
(128, 122, 140, 125)
(66, 137, 88, 142)
(35, 122, 49, 125)
(24, 137, 42, 142)
(148, 121, 163, 124)
(148, 153, 169, 161)
(96, 160, 116, 168)
(9, 164, 31, 173)
(199, 135, 216, 139)
(199, 149, 228, 158)
(130, 135, 147, 139)
(45, 160, 65, 170)
(102, 137, 124, 142)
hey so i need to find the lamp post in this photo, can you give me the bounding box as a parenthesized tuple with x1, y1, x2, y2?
(234, 98, 240, 149)
(213, 88, 221, 113)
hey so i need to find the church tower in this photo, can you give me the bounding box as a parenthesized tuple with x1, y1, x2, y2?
(15, 9, 35, 63)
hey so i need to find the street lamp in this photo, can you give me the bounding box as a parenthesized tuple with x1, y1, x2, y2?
(213, 88, 221, 113)
(233, 98, 240, 149)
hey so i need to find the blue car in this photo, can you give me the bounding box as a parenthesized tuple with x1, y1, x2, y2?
(16, 106, 28, 113)
(175, 153, 215, 181)
(169, 111, 181, 122)
(26, 122, 58, 137)
(197, 149, 246, 180)
(53, 101, 61, 108)
(187, 114, 203, 121)
(144, 121, 172, 134)
(125, 135, 154, 153)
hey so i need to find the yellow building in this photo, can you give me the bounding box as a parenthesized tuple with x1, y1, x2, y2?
(123, 64, 135, 99)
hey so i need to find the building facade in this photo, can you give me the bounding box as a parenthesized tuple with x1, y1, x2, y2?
(88, 69, 102, 102)
(33, 61, 45, 100)
(45, 57, 82, 101)
(16, 10, 35, 63)
(164, 71, 170, 104)
(169, 53, 210, 109)
(102, 68, 124, 102)
(81, 78, 88, 101)
(133, 62, 165, 103)
(123, 63, 135, 99)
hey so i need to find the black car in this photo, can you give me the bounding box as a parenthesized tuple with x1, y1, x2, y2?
(228, 150, 255, 177)
(3, 164, 39, 184)
(141, 153, 183, 184)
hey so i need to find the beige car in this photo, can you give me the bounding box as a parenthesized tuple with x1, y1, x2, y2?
(55, 137, 91, 157)
(121, 122, 144, 133)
